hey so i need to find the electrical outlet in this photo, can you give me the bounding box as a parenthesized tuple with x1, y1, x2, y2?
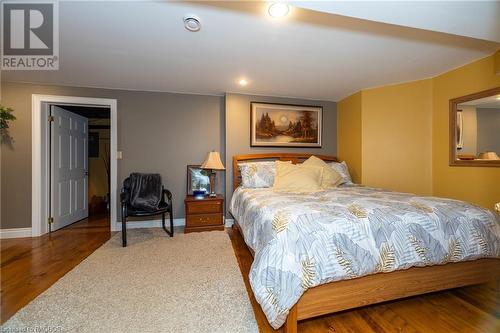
(495, 202, 500, 214)
(117, 151, 123, 160)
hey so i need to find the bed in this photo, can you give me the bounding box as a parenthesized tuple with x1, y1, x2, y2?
(229, 153, 500, 333)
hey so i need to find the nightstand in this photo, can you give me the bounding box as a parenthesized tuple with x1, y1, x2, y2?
(184, 195, 224, 233)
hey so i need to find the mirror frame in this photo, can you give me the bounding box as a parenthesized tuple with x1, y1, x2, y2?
(449, 86, 500, 167)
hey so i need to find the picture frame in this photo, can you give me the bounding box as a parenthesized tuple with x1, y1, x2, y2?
(186, 165, 210, 195)
(250, 102, 322, 147)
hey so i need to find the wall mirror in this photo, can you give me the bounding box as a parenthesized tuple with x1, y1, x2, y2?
(450, 87, 500, 167)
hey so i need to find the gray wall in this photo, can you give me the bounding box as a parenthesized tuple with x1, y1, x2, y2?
(0, 84, 337, 229)
(1, 82, 224, 229)
(477, 108, 500, 155)
(225, 93, 337, 215)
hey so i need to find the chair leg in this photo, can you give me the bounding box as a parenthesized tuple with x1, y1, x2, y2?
(122, 214, 127, 247)
(161, 212, 166, 233)
(162, 212, 173, 237)
(169, 208, 174, 237)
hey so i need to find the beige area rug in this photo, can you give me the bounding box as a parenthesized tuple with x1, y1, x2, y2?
(2, 229, 258, 333)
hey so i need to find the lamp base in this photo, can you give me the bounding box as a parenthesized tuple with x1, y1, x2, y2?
(209, 170, 217, 197)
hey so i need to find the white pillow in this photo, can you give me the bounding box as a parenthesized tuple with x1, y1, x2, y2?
(238, 161, 286, 188)
(328, 161, 353, 185)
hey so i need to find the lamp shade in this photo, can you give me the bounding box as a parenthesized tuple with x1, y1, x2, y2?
(478, 151, 500, 160)
(201, 151, 225, 170)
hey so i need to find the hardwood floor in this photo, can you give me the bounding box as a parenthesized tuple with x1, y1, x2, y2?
(0, 214, 112, 324)
(227, 227, 500, 333)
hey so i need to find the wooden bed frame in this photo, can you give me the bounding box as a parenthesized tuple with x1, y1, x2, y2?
(231, 153, 500, 333)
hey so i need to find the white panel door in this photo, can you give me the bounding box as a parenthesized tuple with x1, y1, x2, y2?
(50, 105, 89, 231)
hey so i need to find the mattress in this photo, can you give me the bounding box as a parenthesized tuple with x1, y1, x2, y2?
(229, 185, 500, 329)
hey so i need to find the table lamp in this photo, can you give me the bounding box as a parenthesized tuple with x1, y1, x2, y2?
(201, 151, 225, 197)
(478, 151, 500, 160)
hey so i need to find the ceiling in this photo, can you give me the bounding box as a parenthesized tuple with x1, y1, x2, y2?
(295, 1, 500, 43)
(2, 1, 499, 101)
(459, 95, 500, 109)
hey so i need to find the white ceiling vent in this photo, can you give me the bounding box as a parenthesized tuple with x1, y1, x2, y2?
(184, 14, 201, 32)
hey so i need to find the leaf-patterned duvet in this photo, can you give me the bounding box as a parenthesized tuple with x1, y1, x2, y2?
(229, 185, 500, 329)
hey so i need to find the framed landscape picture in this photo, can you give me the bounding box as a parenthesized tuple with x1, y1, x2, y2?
(250, 102, 322, 147)
(186, 165, 210, 195)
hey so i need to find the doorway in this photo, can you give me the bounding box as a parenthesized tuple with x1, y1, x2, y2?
(49, 104, 111, 231)
(32, 95, 118, 237)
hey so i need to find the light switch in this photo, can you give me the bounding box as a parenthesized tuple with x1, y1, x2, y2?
(117, 151, 123, 160)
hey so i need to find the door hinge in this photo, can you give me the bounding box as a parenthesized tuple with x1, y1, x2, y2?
(48, 217, 54, 224)
(48, 115, 54, 122)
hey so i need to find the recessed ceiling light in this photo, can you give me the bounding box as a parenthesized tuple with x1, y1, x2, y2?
(184, 14, 201, 32)
(239, 79, 248, 86)
(268, 2, 289, 18)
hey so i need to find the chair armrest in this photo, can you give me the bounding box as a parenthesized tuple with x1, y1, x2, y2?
(162, 187, 172, 204)
(120, 190, 129, 204)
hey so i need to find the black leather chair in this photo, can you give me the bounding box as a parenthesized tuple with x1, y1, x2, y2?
(120, 176, 174, 247)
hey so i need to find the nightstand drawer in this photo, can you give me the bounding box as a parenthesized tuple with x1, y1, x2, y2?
(186, 201, 222, 214)
(186, 213, 222, 227)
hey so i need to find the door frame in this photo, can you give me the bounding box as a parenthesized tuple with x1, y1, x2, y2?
(32, 95, 118, 237)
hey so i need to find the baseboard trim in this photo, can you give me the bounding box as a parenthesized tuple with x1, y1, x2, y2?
(0, 227, 33, 239)
(112, 218, 184, 231)
(112, 217, 234, 231)
(1, 219, 234, 237)
(225, 218, 234, 227)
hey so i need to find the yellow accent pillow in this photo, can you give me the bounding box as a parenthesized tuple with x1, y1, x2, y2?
(273, 161, 323, 193)
(302, 156, 342, 188)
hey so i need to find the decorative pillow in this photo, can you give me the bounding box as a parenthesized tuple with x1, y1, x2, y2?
(273, 162, 323, 193)
(302, 156, 342, 188)
(238, 161, 290, 188)
(328, 161, 353, 185)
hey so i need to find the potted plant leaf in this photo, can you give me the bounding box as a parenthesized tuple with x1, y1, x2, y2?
(1, 105, 16, 143)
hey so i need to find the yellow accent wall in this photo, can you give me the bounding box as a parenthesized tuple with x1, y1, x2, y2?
(362, 80, 433, 195)
(432, 55, 500, 208)
(337, 92, 362, 183)
(495, 49, 500, 75)
(338, 53, 500, 209)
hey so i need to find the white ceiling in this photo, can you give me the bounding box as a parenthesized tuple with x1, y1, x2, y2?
(459, 95, 500, 108)
(295, 1, 500, 43)
(2, 1, 499, 101)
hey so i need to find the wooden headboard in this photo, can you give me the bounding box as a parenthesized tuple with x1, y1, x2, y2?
(232, 153, 338, 191)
